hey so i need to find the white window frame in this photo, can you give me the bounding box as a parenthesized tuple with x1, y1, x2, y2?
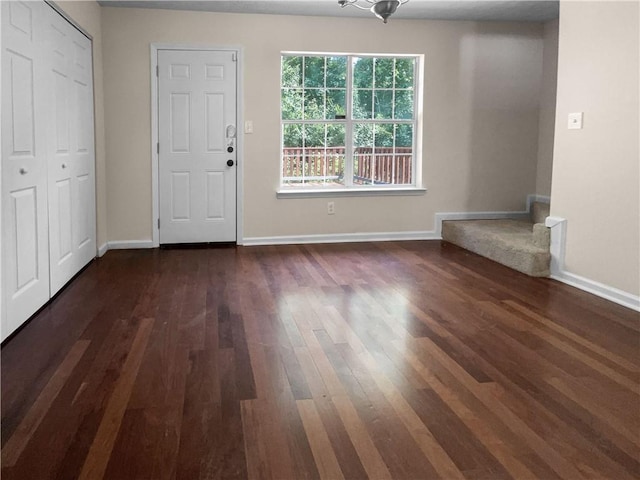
(277, 51, 425, 198)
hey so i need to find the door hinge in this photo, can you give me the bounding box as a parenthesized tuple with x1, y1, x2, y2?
(232, 52, 237, 62)
(157, 218, 160, 229)
(157, 142, 159, 154)
(156, 65, 159, 77)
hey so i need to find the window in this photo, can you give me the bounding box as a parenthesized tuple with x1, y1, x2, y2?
(280, 53, 420, 191)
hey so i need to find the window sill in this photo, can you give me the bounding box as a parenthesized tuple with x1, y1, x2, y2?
(276, 187, 427, 199)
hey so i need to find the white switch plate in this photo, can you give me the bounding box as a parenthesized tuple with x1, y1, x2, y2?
(245, 120, 253, 134)
(568, 112, 583, 129)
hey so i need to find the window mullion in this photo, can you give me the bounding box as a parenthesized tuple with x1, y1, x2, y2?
(345, 56, 354, 187)
(392, 59, 396, 185)
(323, 58, 327, 186)
(412, 58, 418, 187)
(302, 57, 307, 186)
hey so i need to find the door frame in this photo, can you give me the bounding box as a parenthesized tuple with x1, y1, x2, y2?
(150, 43, 244, 247)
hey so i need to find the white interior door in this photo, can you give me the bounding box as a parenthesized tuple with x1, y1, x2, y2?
(45, 10, 96, 295)
(1, 1, 51, 337)
(158, 49, 237, 244)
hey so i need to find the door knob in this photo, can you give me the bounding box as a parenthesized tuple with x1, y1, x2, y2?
(19, 167, 28, 175)
(62, 163, 67, 169)
(227, 159, 234, 167)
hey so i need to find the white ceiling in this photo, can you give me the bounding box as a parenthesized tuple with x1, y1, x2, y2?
(98, 0, 559, 23)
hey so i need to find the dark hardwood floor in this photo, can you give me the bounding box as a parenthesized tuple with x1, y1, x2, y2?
(2, 241, 639, 479)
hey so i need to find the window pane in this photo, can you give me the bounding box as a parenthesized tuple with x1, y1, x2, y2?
(303, 124, 325, 148)
(374, 154, 395, 184)
(326, 56, 347, 88)
(283, 124, 303, 148)
(393, 154, 412, 184)
(374, 123, 394, 148)
(394, 90, 413, 119)
(374, 90, 393, 119)
(353, 57, 373, 89)
(327, 124, 346, 186)
(282, 89, 303, 120)
(353, 154, 372, 185)
(326, 89, 346, 119)
(303, 89, 325, 120)
(395, 58, 414, 89)
(353, 89, 372, 119)
(395, 123, 413, 148)
(282, 155, 301, 183)
(395, 123, 413, 185)
(374, 124, 393, 185)
(353, 123, 373, 149)
(282, 56, 302, 88)
(304, 56, 325, 88)
(283, 124, 304, 185)
(327, 124, 346, 147)
(374, 58, 394, 88)
(304, 124, 325, 181)
(353, 123, 374, 185)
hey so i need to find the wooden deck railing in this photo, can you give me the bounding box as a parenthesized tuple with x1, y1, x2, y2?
(282, 147, 412, 185)
(282, 148, 345, 181)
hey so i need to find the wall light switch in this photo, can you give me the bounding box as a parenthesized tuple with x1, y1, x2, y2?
(244, 121, 254, 134)
(568, 112, 583, 130)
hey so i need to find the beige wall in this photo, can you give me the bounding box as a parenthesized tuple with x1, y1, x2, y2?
(101, 7, 545, 241)
(56, 1, 107, 248)
(551, 1, 639, 295)
(535, 19, 558, 197)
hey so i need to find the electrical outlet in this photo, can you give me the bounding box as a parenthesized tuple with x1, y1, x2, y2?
(327, 201, 335, 215)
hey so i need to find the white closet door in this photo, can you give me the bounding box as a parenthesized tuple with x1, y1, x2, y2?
(1, 1, 51, 339)
(1, 1, 97, 341)
(45, 10, 96, 294)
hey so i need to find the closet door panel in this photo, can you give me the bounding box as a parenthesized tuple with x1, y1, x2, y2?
(71, 32, 95, 268)
(46, 8, 96, 295)
(46, 10, 76, 293)
(1, 1, 51, 340)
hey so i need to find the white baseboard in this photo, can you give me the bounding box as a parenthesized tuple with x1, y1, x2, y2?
(242, 230, 439, 246)
(546, 215, 639, 312)
(550, 271, 640, 312)
(97, 243, 108, 257)
(246, 194, 541, 246)
(107, 240, 155, 250)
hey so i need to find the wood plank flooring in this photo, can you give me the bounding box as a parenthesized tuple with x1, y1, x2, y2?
(2, 241, 639, 479)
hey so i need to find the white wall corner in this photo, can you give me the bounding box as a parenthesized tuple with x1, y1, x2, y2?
(527, 193, 551, 212)
(150, 44, 160, 248)
(97, 243, 109, 257)
(544, 215, 639, 312)
(545, 215, 566, 276)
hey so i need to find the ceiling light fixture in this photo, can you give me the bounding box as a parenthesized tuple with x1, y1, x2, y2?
(338, 0, 409, 24)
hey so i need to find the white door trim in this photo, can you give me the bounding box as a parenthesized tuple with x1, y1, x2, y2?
(150, 43, 244, 247)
